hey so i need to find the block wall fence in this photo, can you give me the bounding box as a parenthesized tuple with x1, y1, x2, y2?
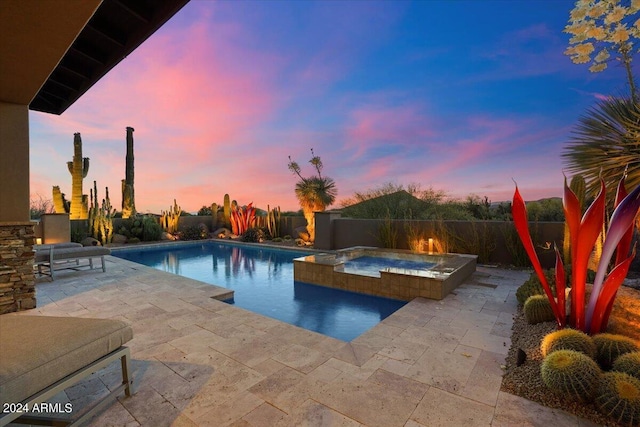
(41, 213, 563, 268)
(313, 211, 564, 269)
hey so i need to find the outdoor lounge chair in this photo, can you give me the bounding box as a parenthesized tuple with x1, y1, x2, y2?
(0, 314, 134, 426)
(34, 245, 111, 279)
(35, 242, 83, 251)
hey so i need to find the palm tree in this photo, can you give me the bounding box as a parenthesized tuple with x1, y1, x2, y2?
(563, 97, 640, 204)
(288, 149, 337, 242)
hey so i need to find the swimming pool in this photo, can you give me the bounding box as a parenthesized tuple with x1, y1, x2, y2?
(112, 241, 406, 341)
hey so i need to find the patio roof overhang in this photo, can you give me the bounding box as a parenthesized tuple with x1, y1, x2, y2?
(0, 0, 189, 115)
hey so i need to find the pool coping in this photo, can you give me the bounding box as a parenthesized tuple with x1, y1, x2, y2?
(108, 237, 325, 254)
(23, 258, 592, 425)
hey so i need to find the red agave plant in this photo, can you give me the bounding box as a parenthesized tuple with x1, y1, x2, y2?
(512, 174, 640, 334)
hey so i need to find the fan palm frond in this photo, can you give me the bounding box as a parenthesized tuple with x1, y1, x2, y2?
(563, 97, 640, 201)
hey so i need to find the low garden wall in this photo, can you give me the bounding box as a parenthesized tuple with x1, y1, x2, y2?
(108, 215, 307, 239)
(58, 213, 561, 268)
(315, 211, 564, 268)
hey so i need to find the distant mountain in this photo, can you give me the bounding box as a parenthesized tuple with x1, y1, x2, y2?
(489, 197, 562, 207)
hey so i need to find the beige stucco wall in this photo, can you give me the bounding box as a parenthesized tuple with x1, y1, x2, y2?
(0, 102, 29, 222)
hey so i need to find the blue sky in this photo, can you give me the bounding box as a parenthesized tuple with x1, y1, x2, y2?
(29, 0, 636, 213)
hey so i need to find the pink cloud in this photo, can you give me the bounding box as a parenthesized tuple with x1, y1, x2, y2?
(343, 101, 437, 161)
(30, 9, 296, 213)
(331, 112, 567, 204)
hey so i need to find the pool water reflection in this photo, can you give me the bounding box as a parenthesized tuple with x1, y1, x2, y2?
(113, 242, 406, 341)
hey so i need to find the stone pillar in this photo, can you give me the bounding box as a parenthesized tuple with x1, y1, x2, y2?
(1, 102, 36, 312)
(314, 211, 341, 250)
(0, 223, 36, 314)
(1, 102, 30, 221)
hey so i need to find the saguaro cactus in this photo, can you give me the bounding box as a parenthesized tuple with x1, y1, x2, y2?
(223, 194, 231, 228)
(267, 205, 281, 238)
(89, 181, 115, 245)
(121, 126, 136, 219)
(52, 186, 69, 214)
(161, 199, 182, 234)
(211, 203, 219, 228)
(67, 133, 90, 219)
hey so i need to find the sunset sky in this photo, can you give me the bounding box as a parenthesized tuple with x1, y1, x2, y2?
(29, 0, 636, 214)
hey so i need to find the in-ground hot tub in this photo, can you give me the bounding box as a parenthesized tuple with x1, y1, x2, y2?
(293, 246, 477, 301)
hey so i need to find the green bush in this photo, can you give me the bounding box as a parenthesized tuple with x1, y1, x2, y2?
(595, 372, 640, 426)
(119, 215, 163, 242)
(612, 352, 640, 380)
(541, 349, 602, 402)
(142, 216, 163, 241)
(541, 329, 596, 359)
(523, 295, 556, 325)
(242, 227, 266, 243)
(179, 225, 206, 241)
(197, 205, 212, 216)
(594, 334, 640, 370)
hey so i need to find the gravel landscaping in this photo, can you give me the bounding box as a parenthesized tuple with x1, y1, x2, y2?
(501, 284, 640, 427)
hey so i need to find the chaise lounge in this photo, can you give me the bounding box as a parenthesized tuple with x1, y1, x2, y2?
(34, 244, 111, 280)
(0, 314, 134, 426)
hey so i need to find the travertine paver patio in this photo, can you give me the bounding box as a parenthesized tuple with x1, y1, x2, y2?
(13, 255, 599, 426)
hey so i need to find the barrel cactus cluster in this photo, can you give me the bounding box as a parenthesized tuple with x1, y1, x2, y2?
(613, 353, 640, 380)
(541, 328, 596, 359)
(594, 334, 640, 370)
(539, 330, 640, 425)
(541, 349, 601, 402)
(523, 295, 556, 325)
(595, 372, 640, 426)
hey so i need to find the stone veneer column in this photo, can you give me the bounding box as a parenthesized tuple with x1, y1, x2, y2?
(0, 222, 36, 313)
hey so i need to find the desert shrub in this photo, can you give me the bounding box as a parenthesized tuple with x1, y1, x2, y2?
(119, 215, 163, 241)
(179, 225, 206, 241)
(378, 211, 398, 249)
(69, 220, 90, 244)
(439, 220, 496, 263)
(142, 216, 163, 241)
(540, 349, 602, 402)
(541, 329, 596, 359)
(594, 334, 640, 370)
(197, 205, 212, 216)
(242, 227, 266, 243)
(502, 222, 532, 268)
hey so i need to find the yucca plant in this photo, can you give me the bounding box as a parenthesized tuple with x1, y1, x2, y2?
(287, 149, 337, 242)
(563, 98, 640, 207)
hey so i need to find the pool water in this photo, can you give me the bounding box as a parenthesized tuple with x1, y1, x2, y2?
(113, 242, 406, 341)
(343, 255, 436, 277)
